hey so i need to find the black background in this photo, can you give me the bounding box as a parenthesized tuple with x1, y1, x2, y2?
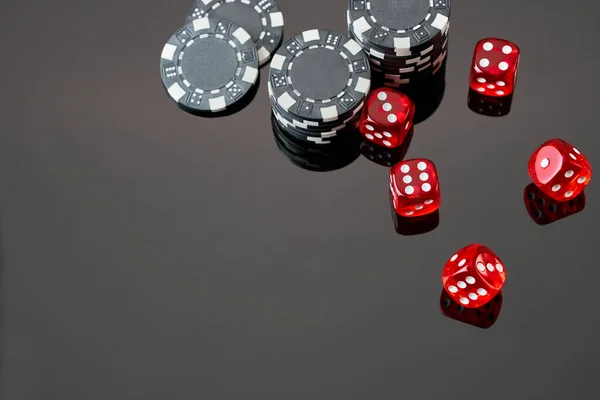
(1, 1, 600, 399)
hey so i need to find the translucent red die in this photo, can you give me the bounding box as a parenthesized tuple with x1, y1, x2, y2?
(441, 244, 506, 309)
(358, 88, 415, 149)
(469, 38, 520, 97)
(440, 289, 503, 329)
(528, 139, 592, 202)
(390, 158, 440, 218)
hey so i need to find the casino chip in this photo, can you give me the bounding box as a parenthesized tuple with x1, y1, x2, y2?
(160, 18, 259, 114)
(186, 0, 284, 66)
(268, 28, 371, 146)
(347, 0, 452, 84)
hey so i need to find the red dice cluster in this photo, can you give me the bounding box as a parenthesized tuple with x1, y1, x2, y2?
(356, 36, 593, 317)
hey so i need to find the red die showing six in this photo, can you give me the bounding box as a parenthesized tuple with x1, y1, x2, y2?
(390, 158, 440, 218)
(441, 244, 506, 309)
(358, 88, 415, 149)
(469, 38, 520, 97)
(528, 139, 592, 202)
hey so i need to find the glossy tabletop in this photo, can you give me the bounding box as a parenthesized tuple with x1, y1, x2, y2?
(1, 1, 599, 399)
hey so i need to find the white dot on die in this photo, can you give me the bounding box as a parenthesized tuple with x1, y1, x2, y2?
(486, 263, 495, 272)
(404, 211, 414, 216)
(577, 176, 587, 184)
(496, 90, 504, 95)
(458, 259, 466, 267)
(365, 134, 374, 140)
(477, 87, 485, 92)
(479, 58, 490, 67)
(375, 133, 383, 139)
(466, 276, 476, 284)
(540, 158, 550, 168)
(382, 103, 392, 112)
(552, 184, 561, 192)
(457, 281, 467, 289)
(477, 77, 486, 83)
(565, 170, 574, 178)
(366, 124, 374, 131)
(400, 165, 410, 173)
(573, 147, 581, 154)
(482, 42, 493, 51)
(377, 92, 387, 101)
(477, 262, 485, 272)
(495, 263, 504, 273)
(565, 190, 574, 198)
(498, 61, 509, 70)
(383, 140, 392, 147)
(415, 205, 423, 210)
(422, 183, 431, 192)
(383, 132, 392, 137)
(388, 114, 397, 123)
(448, 285, 458, 293)
(419, 173, 429, 181)
(569, 153, 577, 160)
(460, 298, 469, 305)
(403, 175, 412, 184)
(469, 293, 478, 300)
(496, 81, 506, 86)
(405, 186, 414, 195)
(424, 200, 433, 204)
(487, 84, 495, 89)
(502, 45, 512, 54)
(477, 288, 487, 296)
(450, 254, 458, 262)
(417, 162, 427, 170)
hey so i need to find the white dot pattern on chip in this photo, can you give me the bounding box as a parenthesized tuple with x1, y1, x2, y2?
(422, 183, 431, 192)
(450, 254, 458, 262)
(405, 186, 414, 195)
(540, 158, 550, 168)
(477, 288, 487, 296)
(483, 42, 493, 51)
(400, 165, 410, 173)
(378, 92, 387, 100)
(448, 285, 458, 293)
(479, 58, 490, 67)
(466, 276, 475, 284)
(552, 184, 561, 192)
(565, 170, 574, 177)
(457, 281, 466, 289)
(498, 61, 509, 70)
(502, 45, 512, 54)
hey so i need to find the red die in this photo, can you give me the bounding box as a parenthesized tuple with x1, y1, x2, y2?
(441, 244, 506, 309)
(440, 289, 503, 330)
(524, 183, 586, 226)
(528, 139, 592, 201)
(389, 158, 440, 217)
(358, 88, 415, 149)
(469, 38, 520, 97)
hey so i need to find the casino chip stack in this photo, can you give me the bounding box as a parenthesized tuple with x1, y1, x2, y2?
(268, 29, 371, 146)
(347, 0, 451, 86)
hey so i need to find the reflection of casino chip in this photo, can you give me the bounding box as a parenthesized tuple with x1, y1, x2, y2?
(271, 113, 362, 172)
(348, 0, 451, 84)
(159, 18, 259, 115)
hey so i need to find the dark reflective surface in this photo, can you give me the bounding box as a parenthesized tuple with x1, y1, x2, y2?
(524, 183, 586, 226)
(440, 289, 503, 330)
(360, 127, 413, 167)
(467, 88, 513, 117)
(1, 1, 600, 399)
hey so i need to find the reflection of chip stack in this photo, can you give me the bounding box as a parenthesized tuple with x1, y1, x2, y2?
(347, 0, 451, 86)
(268, 29, 372, 146)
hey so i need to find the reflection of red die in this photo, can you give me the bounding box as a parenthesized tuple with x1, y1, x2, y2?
(524, 183, 586, 226)
(389, 158, 440, 218)
(528, 139, 592, 202)
(469, 38, 520, 97)
(358, 88, 414, 149)
(441, 244, 506, 309)
(440, 289, 503, 329)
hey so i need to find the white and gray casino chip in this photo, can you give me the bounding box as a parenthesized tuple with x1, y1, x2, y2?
(159, 17, 259, 113)
(186, 0, 284, 66)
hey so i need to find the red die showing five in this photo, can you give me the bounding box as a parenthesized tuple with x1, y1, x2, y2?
(441, 244, 506, 309)
(469, 38, 520, 97)
(528, 139, 592, 202)
(390, 158, 440, 218)
(358, 88, 415, 149)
